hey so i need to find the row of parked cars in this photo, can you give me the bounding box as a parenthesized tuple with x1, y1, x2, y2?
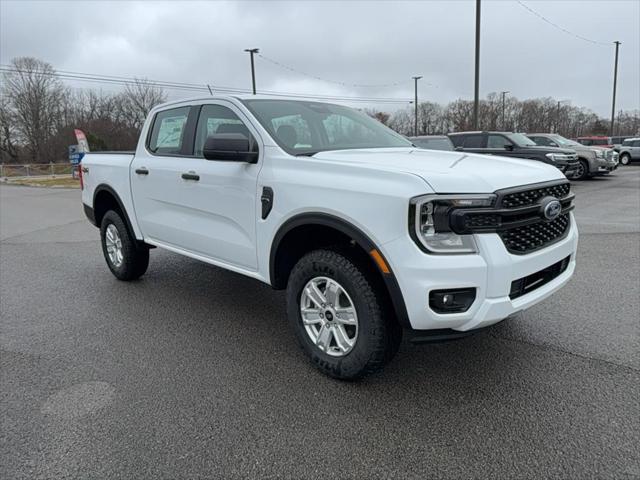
(410, 132, 639, 181)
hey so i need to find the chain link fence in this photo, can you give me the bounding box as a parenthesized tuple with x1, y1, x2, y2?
(0, 163, 75, 178)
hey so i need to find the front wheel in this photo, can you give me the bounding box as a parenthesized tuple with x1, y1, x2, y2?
(619, 153, 631, 166)
(573, 159, 589, 180)
(286, 249, 401, 380)
(100, 210, 149, 281)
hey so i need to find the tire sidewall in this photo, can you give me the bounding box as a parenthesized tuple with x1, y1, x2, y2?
(100, 210, 134, 280)
(620, 154, 630, 165)
(286, 251, 385, 379)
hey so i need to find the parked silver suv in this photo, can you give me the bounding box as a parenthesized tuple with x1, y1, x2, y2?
(527, 133, 617, 180)
(616, 138, 640, 165)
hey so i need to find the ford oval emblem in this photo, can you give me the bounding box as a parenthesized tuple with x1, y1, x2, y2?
(541, 198, 562, 221)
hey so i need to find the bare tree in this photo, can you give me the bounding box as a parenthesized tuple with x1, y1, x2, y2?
(1, 57, 68, 163)
(119, 79, 167, 131)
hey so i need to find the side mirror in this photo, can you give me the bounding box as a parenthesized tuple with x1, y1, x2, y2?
(454, 146, 464, 152)
(550, 142, 558, 147)
(504, 144, 515, 151)
(203, 133, 258, 163)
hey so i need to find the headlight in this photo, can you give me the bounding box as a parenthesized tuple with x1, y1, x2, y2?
(410, 194, 496, 254)
(593, 149, 604, 158)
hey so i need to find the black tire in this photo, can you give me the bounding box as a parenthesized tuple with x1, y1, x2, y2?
(573, 159, 590, 180)
(619, 153, 631, 166)
(100, 210, 149, 281)
(286, 249, 401, 380)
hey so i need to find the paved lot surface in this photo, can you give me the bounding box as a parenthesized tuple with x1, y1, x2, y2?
(1, 168, 639, 479)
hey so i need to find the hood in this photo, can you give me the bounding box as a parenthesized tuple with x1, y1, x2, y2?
(525, 145, 576, 155)
(310, 148, 565, 193)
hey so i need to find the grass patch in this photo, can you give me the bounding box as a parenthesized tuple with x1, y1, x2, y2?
(5, 176, 80, 188)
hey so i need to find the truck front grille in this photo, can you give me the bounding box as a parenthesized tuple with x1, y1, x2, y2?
(499, 214, 570, 254)
(500, 183, 570, 208)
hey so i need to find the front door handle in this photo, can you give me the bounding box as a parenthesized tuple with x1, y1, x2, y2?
(181, 172, 200, 181)
(135, 167, 149, 175)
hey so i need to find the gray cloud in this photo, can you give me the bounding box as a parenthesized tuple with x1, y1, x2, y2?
(1, 0, 638, 114)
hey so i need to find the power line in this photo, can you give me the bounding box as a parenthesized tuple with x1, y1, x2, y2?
(515, 1, 609, 46)
(258, 53, 427, 89)
(0, 65, 412, 105)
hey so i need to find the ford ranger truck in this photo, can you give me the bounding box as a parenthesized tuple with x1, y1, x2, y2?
(80, 96, 578, 380)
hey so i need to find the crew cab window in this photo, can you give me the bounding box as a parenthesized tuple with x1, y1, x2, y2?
(194, 104, 256, 157)
(487, 135, 513, 149)
(148, 107, 190, 155)
(462, 134, 485, 148)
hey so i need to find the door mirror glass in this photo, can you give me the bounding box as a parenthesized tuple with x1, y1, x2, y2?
(203, 133, 258, 163)
(504, 143, 514, 151)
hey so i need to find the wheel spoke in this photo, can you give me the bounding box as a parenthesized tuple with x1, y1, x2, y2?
(324, 280, 340, 306)
(301, 307, 323, 325)
(335, 307, 357, 325)
(305, 282, 327, 308)
(332, 325, 353, 352)
(316, 324, 332, 351)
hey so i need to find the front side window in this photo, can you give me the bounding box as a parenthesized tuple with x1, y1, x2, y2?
(194, 104, 255, 157)
(148, 107, 190, 155)
(242, 99, 411, 156)
(488, 135, 513, 149)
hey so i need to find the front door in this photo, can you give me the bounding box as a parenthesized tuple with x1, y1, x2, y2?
(131, 101, 261, 271)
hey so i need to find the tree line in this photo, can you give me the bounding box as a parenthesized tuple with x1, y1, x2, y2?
(380, 92, 639, 138)
(0, 57, 166, 164)
(1, 56, 638, 164)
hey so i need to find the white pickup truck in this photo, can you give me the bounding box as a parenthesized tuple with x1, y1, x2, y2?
(81, 96, 578, 379)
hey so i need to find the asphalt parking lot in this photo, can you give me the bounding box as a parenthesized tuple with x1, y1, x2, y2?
(1, 168, 639, 479)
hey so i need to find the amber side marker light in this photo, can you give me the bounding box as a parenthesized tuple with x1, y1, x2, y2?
(369, 249, 391, 274)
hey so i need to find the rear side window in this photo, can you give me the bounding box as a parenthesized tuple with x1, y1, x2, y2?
(462, 134, 485, 148)
(148, 107, 190, 155)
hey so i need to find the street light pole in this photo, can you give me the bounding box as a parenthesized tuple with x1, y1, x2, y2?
(412, 76, 422, 136)
(555, 100, 569, 134)
(500, 91, 509, 130)
(610, 41, 621, 136)
(473, 0, 481, 130)
(244, 48, 259, 95)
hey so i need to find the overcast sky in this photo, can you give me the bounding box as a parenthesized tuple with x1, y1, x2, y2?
(1, 0, 638, 115)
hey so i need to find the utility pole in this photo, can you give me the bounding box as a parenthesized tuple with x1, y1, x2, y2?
(610, 41, 621, 136)
(555, 100, 569, 134)
(473, 0, 481, 130)
(412, 76, 422, 136)
(244, 48, 259, 95)
(500, 91, 509, 130)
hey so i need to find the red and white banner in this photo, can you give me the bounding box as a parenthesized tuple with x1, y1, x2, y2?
(74, 129, 90, 153)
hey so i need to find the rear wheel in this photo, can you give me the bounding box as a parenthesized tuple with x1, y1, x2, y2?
(100, 210, 149, 281)
(620, 153, 631, 166)
(286, 249, 401, 380)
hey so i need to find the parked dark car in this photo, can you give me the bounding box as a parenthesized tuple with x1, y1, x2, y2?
(409, 135, 454, 151)
(448, 131, 580, 178)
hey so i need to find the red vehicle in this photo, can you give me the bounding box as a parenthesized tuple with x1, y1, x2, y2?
(574, 136, 613, 148)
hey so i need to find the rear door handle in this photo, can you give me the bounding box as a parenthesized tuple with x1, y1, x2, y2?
(135, 167, 149, 175)
(181, 172, 200, 181)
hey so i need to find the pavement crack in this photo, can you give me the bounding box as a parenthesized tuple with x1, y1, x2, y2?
(489, 332, 640, 373)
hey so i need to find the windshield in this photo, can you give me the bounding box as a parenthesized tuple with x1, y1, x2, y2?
(507, 133, 537, 147)
(241, 99, 412, 155)
(549, 134, 582, 147)
(412, 137, 453, 151)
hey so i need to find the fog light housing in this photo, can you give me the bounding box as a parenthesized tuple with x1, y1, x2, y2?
(429, 288, 476, 314)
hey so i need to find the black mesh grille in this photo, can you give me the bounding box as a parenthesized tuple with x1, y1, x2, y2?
(499, 214, 570, 254)
(501, 183, 570, 208)
(464, 213, 501, 229)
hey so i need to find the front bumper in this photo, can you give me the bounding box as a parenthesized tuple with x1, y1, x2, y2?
(557, 159, 580, 178)
(382, 213, 578, 331)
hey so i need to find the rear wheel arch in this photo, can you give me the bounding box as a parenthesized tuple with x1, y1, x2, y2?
(93, 184, 137, 240)
(269, 213, 411, 329)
